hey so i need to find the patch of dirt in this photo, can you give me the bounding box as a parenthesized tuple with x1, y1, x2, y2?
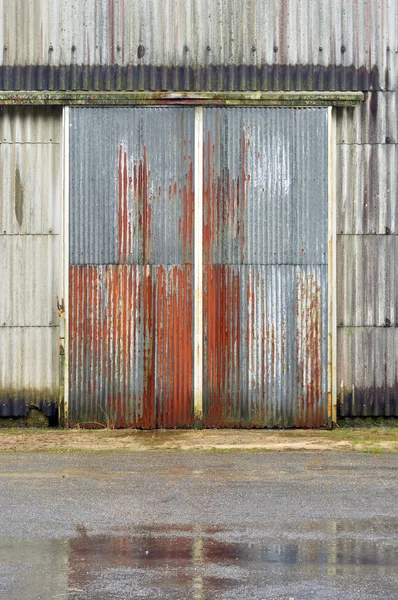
(0, 428, 397, 453)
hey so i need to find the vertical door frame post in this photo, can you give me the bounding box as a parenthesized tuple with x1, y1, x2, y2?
(194, 106, 204, 426)
(61, 106, 70, 426)
(328, 106, 337, 426)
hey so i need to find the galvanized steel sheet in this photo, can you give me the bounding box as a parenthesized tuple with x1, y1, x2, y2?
(337, 235, 398, 327)
(203, 108, 328, 427)
(204, 265, 328, 427)
(338, 328, 398, 417)
(69, 265, 193, 428)
(203, 108, 328, 266)
(0, 106, 61, 142)
(0, 107, 62, 417)
(69, 107, 194, 427)
(0, 235, 60, 326)
(0, 0, 395, 91)
(0, 143, 61, 235)
(337, 144, 397, 235)
(336, 92, 398, 145)
(0, 327, 60, 417)
(70, 107, 194, 265)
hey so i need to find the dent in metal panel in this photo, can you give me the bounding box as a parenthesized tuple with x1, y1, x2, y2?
(69, 265, 193, 428)
(336, 92, 397, 145)
(0, 327, 59, 417)
(70, 108, 194, 265)
(338, 328, 398, 417)
(0, 0, 395, 91)
(203, 108, 328, 266)
(0, 143, 61, 234)
(337, 144, 397, 235)
(203, 266, 328, 428)
(337, 235, 398, 327)
(0, 235, 60, 326)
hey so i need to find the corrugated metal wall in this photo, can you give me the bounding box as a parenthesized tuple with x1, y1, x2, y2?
(69, 107, 194, 427)
(335, 72, 398, 413)
(0, 0, 396, 422)
(0, 107, 62, 418)
(0, 0, 395, 91)
(203, 108, 328, 427)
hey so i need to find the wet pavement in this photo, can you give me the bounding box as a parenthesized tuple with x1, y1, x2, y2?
(0, 452, 397, 599)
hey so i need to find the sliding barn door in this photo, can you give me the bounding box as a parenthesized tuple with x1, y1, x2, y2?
(68, 107, 328, 428)
(69, 108, 194, 427)
(203, 108, 329, 427)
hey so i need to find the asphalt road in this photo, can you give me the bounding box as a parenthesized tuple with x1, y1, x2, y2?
(0, 451, 397, 599)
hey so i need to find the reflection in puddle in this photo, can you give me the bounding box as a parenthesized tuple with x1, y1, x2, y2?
(67, 520, 398, 598)
(1, 520, 398, 599)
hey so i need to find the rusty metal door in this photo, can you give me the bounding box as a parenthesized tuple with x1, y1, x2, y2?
(68, 108, 194, 427)
(68, 106, 328, 428)
(202, 108, 329, 427)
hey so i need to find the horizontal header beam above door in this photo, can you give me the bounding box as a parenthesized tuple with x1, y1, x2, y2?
(0, 91, 363, 107)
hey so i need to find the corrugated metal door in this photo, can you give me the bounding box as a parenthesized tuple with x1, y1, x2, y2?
(203, 108, 329, 427)
(68, 106, 328, 428)
(69, 108, 194, 427)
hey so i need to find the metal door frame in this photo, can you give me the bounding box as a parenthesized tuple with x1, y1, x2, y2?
(328, 106, 337, 426)
(61, 106, 70, 426)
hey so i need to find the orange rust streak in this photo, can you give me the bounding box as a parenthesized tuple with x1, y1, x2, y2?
(241, 130, 246, 259)
(203, 131, 212, 263)
(173, 268, 180, 426)
(142, 268, 155, 428)
(295, 272, 323, 427)
(183, 161, 194, 263)
(117, 145, 124, 263)
(142, 147, 151, 264)
(91, 267, 98, 411)
(123, 151, 129, 262)
(167, 267, 175, 427)
(156, 267, 166, 427)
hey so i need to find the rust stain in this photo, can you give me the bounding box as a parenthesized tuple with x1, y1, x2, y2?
(204, 266, 241, 427)
(182, 160, 194, 262)
(117, 143, 132, 263)
(296, 270, 323, 427)
(203, 130, 247, 264)
(118, 142, 193, 265)
(69, 265, 193, 428)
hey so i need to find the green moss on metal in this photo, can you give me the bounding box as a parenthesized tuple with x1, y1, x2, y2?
(0, 91, 363, 107)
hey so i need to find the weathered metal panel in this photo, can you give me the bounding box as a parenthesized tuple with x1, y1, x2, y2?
(69, 265, 193, 428)
(0, 0, 395, 91)
(203, 107, 328, 428)
(0, 107, 62, 417)
(204, 265, 328, 427)
(0, 106, 61, 142)
(336, 92, 397, 145)
(0, 143, 61, 235)
(337, 144, 397, 235)
(0, 327, 59, 417)
(337, 235, 398, 327)
(0, 236, 60, 326)
(69, 107, 194, 427)
(70, 107, 194, 265)
(203, 108, 328, 266)
(338, 328, 398, 417)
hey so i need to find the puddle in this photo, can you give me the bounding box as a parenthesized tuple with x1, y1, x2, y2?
(1, 521, 398, 599)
